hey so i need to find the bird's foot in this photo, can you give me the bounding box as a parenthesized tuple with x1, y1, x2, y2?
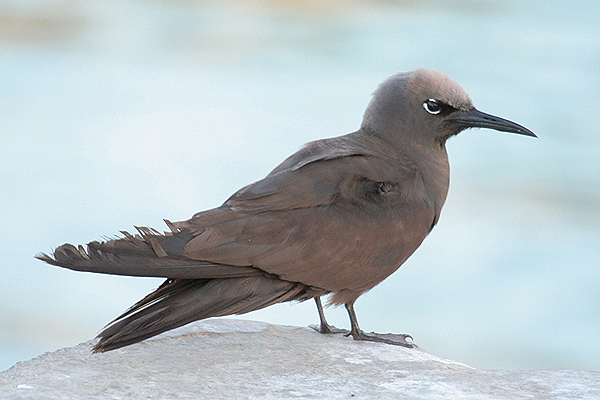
(309, 324, 349, 335)
(348, 330, 416, 348)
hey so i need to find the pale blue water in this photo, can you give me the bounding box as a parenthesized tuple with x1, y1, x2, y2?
(1, 0, 599, 372)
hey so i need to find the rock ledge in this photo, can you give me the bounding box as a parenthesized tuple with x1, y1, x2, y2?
(1, 319, 599, 399)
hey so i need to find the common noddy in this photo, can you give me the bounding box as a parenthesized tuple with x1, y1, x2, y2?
(37, 69, 536, 352)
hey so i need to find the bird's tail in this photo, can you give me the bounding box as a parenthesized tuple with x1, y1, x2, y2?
(94, 275, 316, 352)
(37, 220, 323, 352)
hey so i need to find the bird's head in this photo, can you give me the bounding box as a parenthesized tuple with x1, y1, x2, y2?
(361, 68, 536, 148)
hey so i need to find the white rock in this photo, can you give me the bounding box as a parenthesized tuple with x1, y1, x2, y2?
(1, 319, 599, 399)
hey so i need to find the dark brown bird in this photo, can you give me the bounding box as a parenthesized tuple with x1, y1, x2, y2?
(37, 69, 536, 352)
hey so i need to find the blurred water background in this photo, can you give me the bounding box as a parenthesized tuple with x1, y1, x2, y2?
(1, 0, 599, 372)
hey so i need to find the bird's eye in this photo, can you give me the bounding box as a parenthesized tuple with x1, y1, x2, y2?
(423, 99, 442, 115)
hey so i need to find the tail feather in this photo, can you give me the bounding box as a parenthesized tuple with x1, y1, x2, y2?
(94, 276, 319, 352)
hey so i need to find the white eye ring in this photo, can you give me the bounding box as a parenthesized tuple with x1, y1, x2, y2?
(423, 99, 442, 115)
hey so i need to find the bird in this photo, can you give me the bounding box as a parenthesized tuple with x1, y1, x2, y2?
(37, 68, 536, 352)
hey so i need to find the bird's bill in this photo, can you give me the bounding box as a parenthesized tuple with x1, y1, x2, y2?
(449, 108, 537, 137)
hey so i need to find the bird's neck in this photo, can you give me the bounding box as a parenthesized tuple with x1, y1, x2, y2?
(402, 139, 451, 219)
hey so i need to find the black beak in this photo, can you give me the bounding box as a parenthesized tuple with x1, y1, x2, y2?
(449, 108, 537, 138)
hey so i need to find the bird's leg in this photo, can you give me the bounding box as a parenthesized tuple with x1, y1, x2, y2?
(344, 301, 415, 348)
(315, 297, 332, 333)
(310, 297, 348, 334)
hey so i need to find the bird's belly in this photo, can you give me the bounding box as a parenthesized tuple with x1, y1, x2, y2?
(255, 204, 432, 293)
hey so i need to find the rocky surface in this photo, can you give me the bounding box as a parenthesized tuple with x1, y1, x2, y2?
(2, 319, 599, 399)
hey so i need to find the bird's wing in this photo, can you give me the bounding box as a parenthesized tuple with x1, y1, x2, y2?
(36, 226, 266, 279)
(183, 137, 433, 294)
(36, 134, 388, 278)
